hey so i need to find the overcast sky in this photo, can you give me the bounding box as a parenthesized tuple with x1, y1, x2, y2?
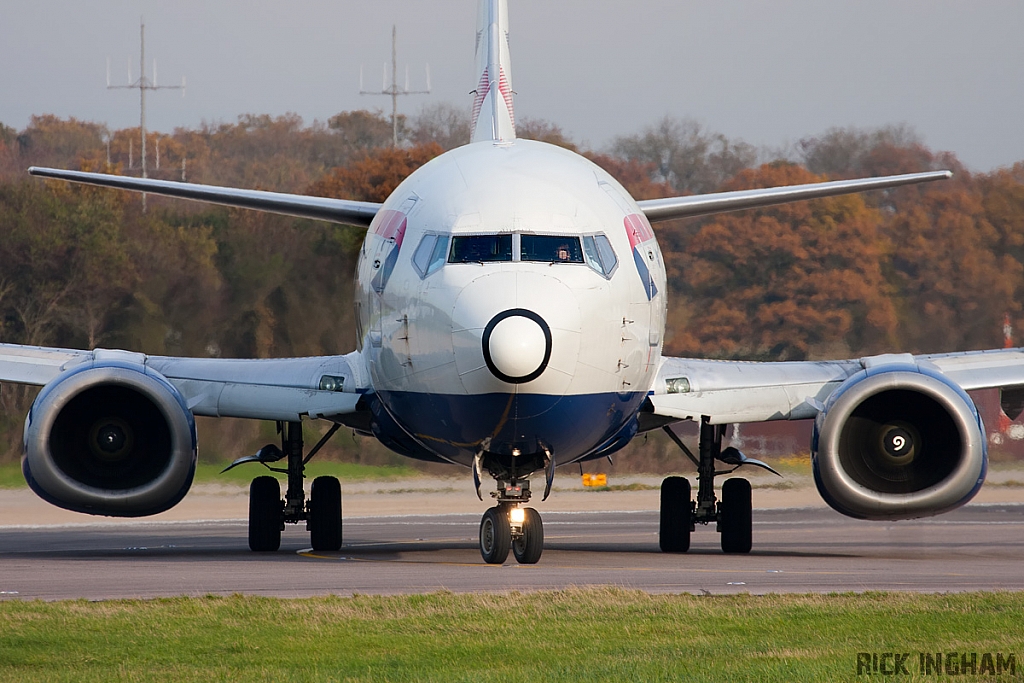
(2, 1, 1022, 171)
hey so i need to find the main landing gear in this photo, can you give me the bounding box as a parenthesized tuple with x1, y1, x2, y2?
(474, 449, 552, 564)
(224, 421, 343, 553)
(659, 416, 779, 554)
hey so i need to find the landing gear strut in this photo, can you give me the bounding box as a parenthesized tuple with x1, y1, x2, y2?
(475, 451, 546, 564)
(230, 421, 343, 552)
(659, 416, 767, 554)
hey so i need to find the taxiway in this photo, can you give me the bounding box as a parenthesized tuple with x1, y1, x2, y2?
(2, 504, 1023, 600)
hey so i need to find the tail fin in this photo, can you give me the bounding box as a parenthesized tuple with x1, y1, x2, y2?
(471, 0, 516, 143)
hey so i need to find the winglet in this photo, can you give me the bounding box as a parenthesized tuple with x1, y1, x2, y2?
(471, 0, 516, 143)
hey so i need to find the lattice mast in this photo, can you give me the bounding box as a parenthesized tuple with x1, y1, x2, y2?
(360, 25, 431, 147)
(107, 18, 185, 207)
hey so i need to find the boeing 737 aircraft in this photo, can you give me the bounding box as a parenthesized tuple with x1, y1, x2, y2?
(4, 0, 1020, 564)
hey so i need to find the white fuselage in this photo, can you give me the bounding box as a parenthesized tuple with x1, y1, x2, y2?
(355, 140, 667, 466)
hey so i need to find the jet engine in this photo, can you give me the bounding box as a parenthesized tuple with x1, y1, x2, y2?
(812, 364, 986, 520)
(23, 363, 197, 517)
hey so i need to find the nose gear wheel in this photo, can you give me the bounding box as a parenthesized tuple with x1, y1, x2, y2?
(511, 507, 544, 564)
(479, 506, 511, 564)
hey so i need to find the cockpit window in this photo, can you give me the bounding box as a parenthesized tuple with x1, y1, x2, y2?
(427, 235, 449, 273)
(520, 235, 584, 263)
(583, 234, 618, 278)
(412, 234, 450, 277)
(448, 234, 513, 263)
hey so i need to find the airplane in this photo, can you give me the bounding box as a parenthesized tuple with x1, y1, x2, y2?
(4, 0, 1019, 565)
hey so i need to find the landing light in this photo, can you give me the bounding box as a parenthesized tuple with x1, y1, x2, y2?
(666, 377, 691, 394)
(319, 375, 345, 392)
(509, 507, 525, 524)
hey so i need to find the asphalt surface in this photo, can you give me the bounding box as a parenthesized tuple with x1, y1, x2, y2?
(2, 505, 1024, 600)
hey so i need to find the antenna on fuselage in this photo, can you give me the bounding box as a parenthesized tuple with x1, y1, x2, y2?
(107, 17, 185, 210)
(359, 25, 431, 147)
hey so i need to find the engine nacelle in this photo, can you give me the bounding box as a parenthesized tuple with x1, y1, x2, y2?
(23, 362, 198, 517)
(812, 364, 986, 520)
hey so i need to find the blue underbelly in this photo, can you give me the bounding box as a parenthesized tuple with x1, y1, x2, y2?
(375, 390, 645, 466)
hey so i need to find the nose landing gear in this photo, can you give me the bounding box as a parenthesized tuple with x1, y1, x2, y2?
(478, 501, 544, 565)
(475, 452, 547, 564)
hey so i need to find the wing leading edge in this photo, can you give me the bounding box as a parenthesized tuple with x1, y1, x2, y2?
(28, 167, 382, 229)
(0, 343, 368, 422)
(31, 166, 950, 229)
(637, 170, 952, 223)
(648, 348, 1024, 425)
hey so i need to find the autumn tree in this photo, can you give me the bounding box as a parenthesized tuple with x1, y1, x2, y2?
(328, 109, 403, 151)
(886, 172, 1022, 353)
(584, 153, 673, 201)
(668, 163, 898, 360)
(306, 142, 444, 203)
(977, 163, 1024, 345)
(516, 118, 578, 151)
(978, 163, 1024, 266)
(800, 125, 926, 178)
(14, 115, 107, 167)
(0, 124, 16, 174)
(409, 103, 471, 151)
(611, 116, 757, 195)
(0, 179, 128, 348)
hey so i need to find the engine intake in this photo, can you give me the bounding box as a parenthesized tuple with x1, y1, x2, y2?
(23, 363, 197, 517)
(813, 366, 986, 520)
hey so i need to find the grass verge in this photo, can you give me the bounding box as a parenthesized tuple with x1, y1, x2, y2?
(1, 589, 1022, 682)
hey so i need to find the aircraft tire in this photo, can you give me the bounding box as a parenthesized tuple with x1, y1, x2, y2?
(248, 476, 282, 552)
(479, 506, 511, 564)
(310, 476, 343, 552)
(512, 507, 544, 564)
(659, 476, 691, 553)
(720, 478, 752, 554)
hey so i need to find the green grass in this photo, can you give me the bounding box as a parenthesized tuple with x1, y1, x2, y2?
(0, 460, 424, 489)
(0, 461, 24, 489)
(0, 589, 1022, 681)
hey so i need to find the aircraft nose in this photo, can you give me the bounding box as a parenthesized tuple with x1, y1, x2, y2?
(482, 310, 552, 383)
(451, 271, 580, 395)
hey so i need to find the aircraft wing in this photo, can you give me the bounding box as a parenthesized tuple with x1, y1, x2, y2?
(0, 343, 368, 422)
(647, 348, 1024, 425)
(28, 167, 382, 229)
(637, 170, 951, 223)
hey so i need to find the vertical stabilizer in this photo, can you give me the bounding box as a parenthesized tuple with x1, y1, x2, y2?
(471, 0, 516, 143)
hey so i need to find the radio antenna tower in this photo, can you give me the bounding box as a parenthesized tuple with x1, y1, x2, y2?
(360, 25, 430, 147)
(108, 17, 185, 209)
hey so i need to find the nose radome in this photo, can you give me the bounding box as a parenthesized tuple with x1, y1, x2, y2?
(482, 309, 552, 384)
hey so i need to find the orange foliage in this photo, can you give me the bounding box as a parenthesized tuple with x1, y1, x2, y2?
(585, 153, 674, 201)
(667, 163, 897, 360)
(887, 172, 1022, 352)
(306, 143, 444, 203)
